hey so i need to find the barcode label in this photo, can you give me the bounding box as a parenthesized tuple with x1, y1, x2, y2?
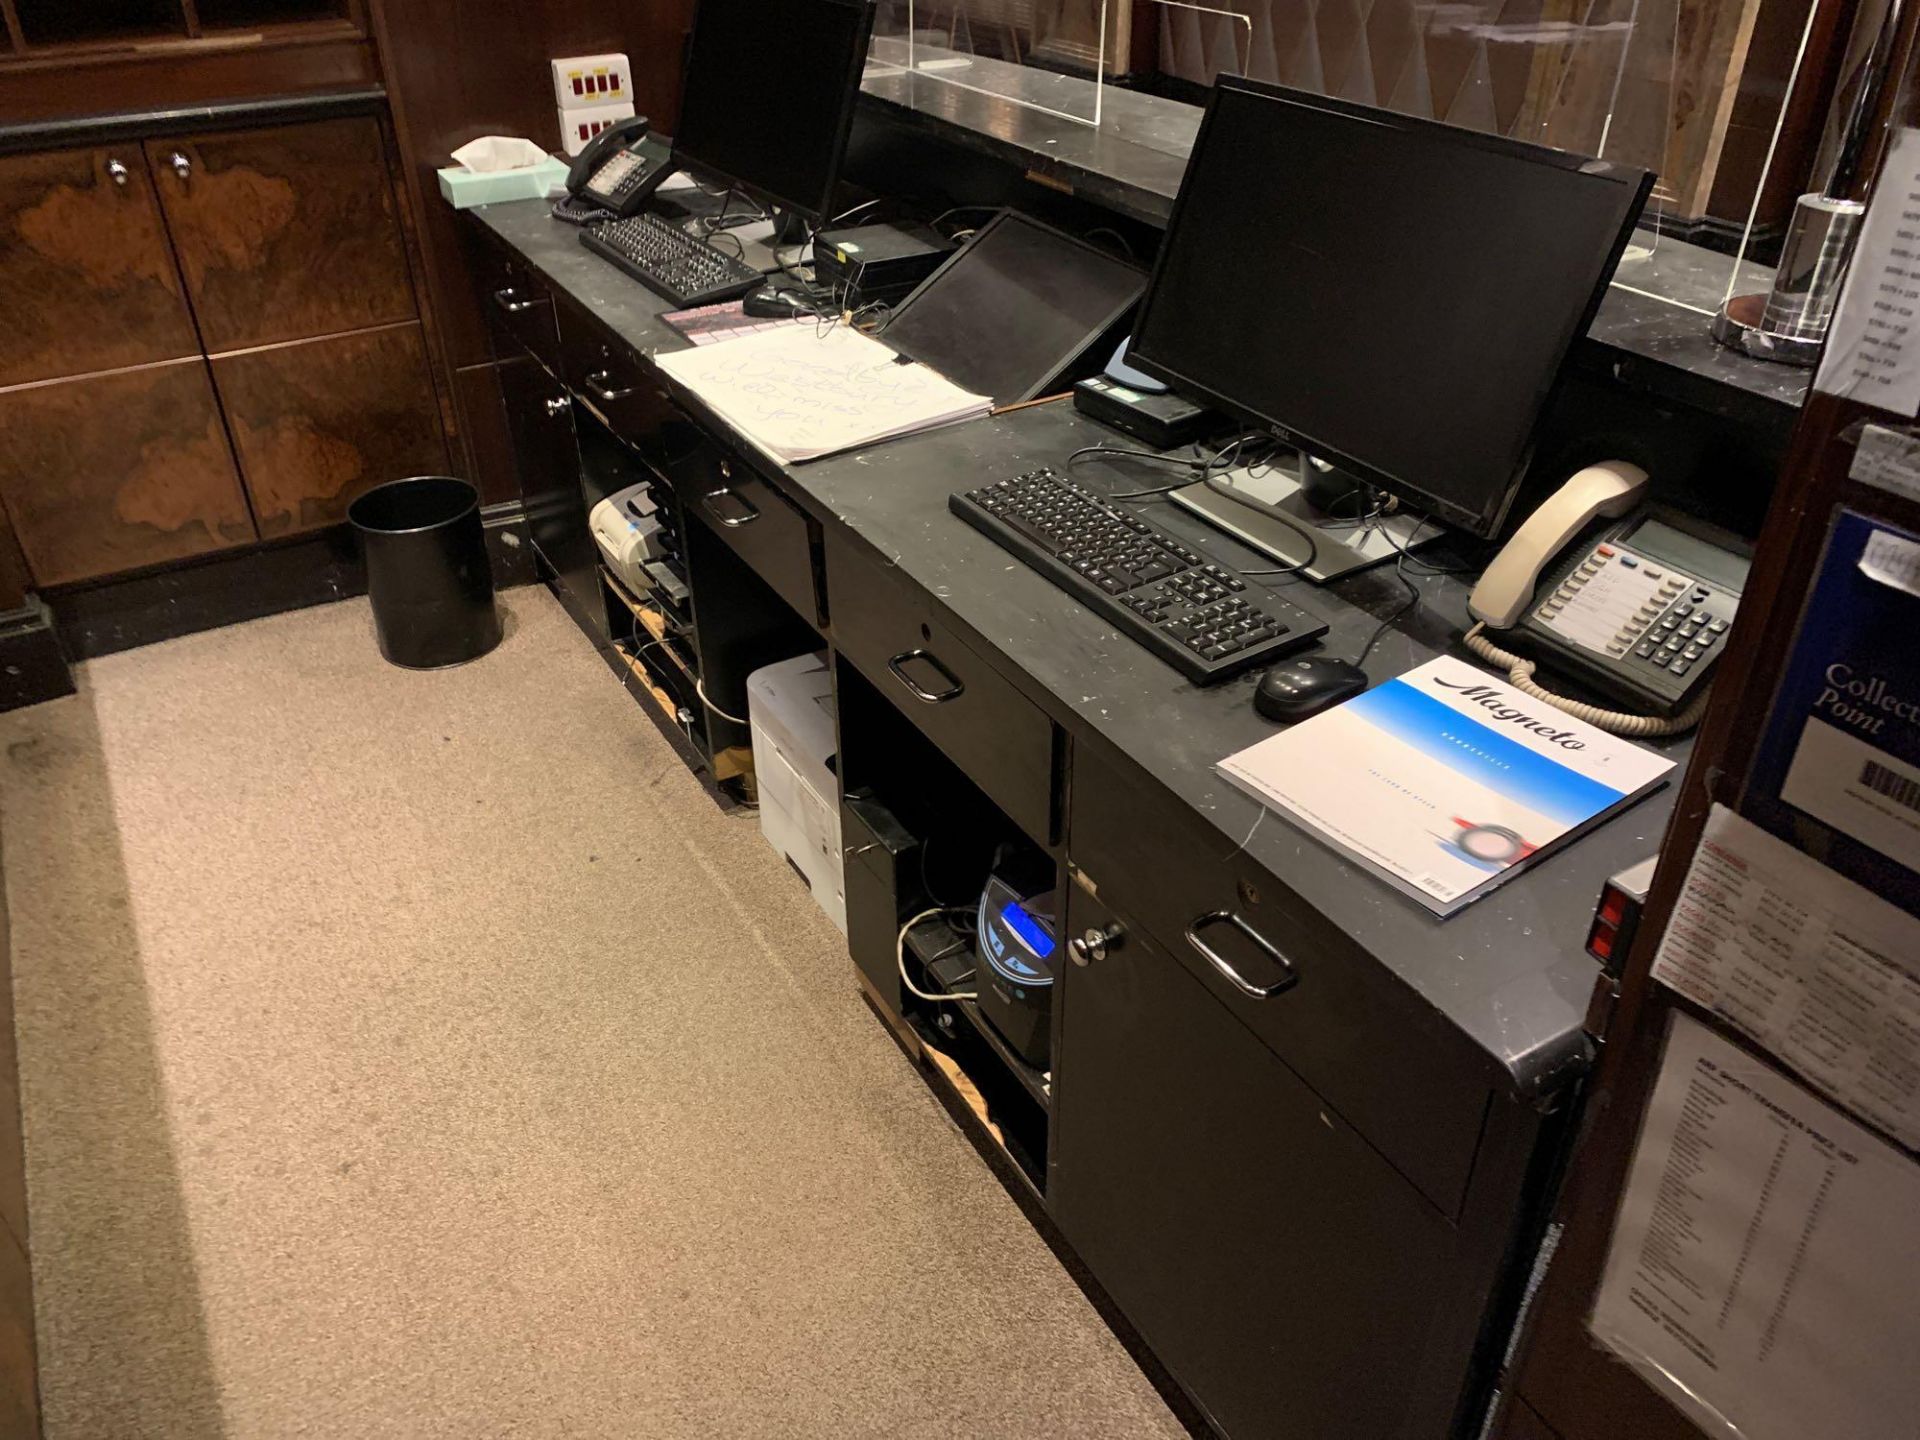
(1860, 759, 1920, 814)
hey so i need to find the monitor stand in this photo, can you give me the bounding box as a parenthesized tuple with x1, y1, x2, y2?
(1169, 456, 1440, 583)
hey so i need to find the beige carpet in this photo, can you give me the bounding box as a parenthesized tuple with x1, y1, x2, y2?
(0, 588, 1182, 1439)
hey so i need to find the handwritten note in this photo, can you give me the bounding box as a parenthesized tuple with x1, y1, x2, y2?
(1861, 527, 1920, 598)
(655, 324, 990, 464)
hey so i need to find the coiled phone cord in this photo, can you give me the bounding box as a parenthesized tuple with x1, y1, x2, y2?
(1463, 623, 1714, 738)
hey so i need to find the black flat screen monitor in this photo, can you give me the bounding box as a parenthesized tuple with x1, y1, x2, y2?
(883, 211, 1146, 404)
(1127, 78, 1651, 538)
(673, 0, 875, 222)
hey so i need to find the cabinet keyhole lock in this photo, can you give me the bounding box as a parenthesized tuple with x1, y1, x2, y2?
(1069, 923, 1125, 966)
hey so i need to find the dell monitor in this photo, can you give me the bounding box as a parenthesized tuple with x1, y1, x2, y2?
(673, 0, 876, 224)
(1127, 77, 1651, 545)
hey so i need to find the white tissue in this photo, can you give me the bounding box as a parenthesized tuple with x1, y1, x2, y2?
(451, 136, 551, 173)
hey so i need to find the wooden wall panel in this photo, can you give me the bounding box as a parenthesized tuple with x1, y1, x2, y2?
(146, 115, 415, 351)
(213, 323, 450, 537)
(0, 147, 199, 387)
(372, 0, 694, 373)
(0, 360, 258, 586)
(0, 33, 378, 125)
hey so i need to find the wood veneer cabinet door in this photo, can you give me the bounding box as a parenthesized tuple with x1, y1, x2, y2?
(212, 323, 450, 537)
(0, 360, 258, 585)
(0, 146, 200, 387)
(145, 116, 416, 351)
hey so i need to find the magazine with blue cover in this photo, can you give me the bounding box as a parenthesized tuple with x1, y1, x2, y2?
(1219, 656, 1676, 916)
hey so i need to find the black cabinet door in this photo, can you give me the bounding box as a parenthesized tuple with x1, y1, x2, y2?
(1052, 885, 1463, 1440)
(497, 345, 598, 638)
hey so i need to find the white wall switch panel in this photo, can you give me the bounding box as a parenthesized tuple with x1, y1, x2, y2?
(557, 101, 637, 156)
(551, 53, 633, 112)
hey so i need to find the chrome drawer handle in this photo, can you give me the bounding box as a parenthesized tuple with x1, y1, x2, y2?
(585, 370, 636, 402)
(493, 287, 538, 313)
(1185, 911, 1298, 999)
(106, 158, 130, 187)
(702, 488, 758, 527)
(886, 649, 964, 704)
(168, 151, 191, 180)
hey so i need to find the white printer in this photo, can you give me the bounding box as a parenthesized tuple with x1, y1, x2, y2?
(589, 481, 666, 596)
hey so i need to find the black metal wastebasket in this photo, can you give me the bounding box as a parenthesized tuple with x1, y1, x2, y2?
(348, 476, 503, 669)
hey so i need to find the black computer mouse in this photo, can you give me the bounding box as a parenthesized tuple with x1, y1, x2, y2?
(742, 285, 820, 319)
(1254, 655, 1369, 722)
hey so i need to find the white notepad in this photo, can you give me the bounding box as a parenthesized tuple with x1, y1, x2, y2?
(654, 323, 991, 464)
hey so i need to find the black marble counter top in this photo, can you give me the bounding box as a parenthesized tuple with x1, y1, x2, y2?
(856, 52, 1809, 418)
(472, 196, 1694, 1101)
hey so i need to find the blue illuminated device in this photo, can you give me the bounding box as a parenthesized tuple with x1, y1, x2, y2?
(976, 872, 1057, 1069)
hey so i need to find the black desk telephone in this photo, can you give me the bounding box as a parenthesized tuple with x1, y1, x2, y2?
(1463, 462, 1751, 737)
(554, 116, 673, 223)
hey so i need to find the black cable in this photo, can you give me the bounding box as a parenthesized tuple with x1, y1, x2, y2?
(1350, 532, 1424, 671)
(697, 187, 767, 238)
(706, 228, 747, 261)
(1083, 225, 1136, 260)
(776, 228, 817, 287)
(1067, 445, 1206, 497)
(1068, 443, 1197, 468)
(1200, 472, 1319, 576)
(1375, 515, 1479, 575)
(930, 204, 1001, 233)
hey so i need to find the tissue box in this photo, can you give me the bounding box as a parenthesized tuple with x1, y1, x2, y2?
(437, 156, 570, 209)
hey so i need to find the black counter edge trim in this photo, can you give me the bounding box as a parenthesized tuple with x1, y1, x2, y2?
(0, 87, 388, 155)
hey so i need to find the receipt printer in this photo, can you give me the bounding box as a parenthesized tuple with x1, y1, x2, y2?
(975, 855, 1057, 1070)
(589, 481, 666, 596)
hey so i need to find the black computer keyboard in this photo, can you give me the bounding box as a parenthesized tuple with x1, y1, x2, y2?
(951, 468, 1327, 683)
(579, 212, 763, 307)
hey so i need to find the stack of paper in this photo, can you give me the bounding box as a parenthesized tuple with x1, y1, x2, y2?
(654, 323, 991, 464)
(1219, 656, 1674, 915)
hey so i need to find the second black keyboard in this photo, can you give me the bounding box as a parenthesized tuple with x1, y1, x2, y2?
(951, 468, 1327, 683)
(580, 212, 763, 308)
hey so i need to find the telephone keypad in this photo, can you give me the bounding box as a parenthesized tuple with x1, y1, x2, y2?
(1532, 540, 1740, 688)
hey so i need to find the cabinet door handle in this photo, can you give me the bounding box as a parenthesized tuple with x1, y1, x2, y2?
(493, 287, 537, 314)
(106, 158, 130, 187)
(887, 649, 965, 704)
(168, 151, 191, 180)
(544, 396, 570, 416)
(584, 370, 636, 402)
(1185, 911, 1298, 999)
(702, 488, 758, 528)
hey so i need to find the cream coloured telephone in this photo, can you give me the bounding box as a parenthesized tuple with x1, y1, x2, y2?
(1464, 463, 1751, 737)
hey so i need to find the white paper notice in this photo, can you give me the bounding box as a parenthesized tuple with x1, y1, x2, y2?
(1850, 423, 1920, 502)
(1652, 805, 1920, 1147)
(1781, 718, 1920, 869)
(1591, 1014, 1920, 1440)
(1815, 126, 1920, 415)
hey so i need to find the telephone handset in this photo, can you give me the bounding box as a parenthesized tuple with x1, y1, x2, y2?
(1465, 462, 1751, 737)
(561, 116, 673, 219)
